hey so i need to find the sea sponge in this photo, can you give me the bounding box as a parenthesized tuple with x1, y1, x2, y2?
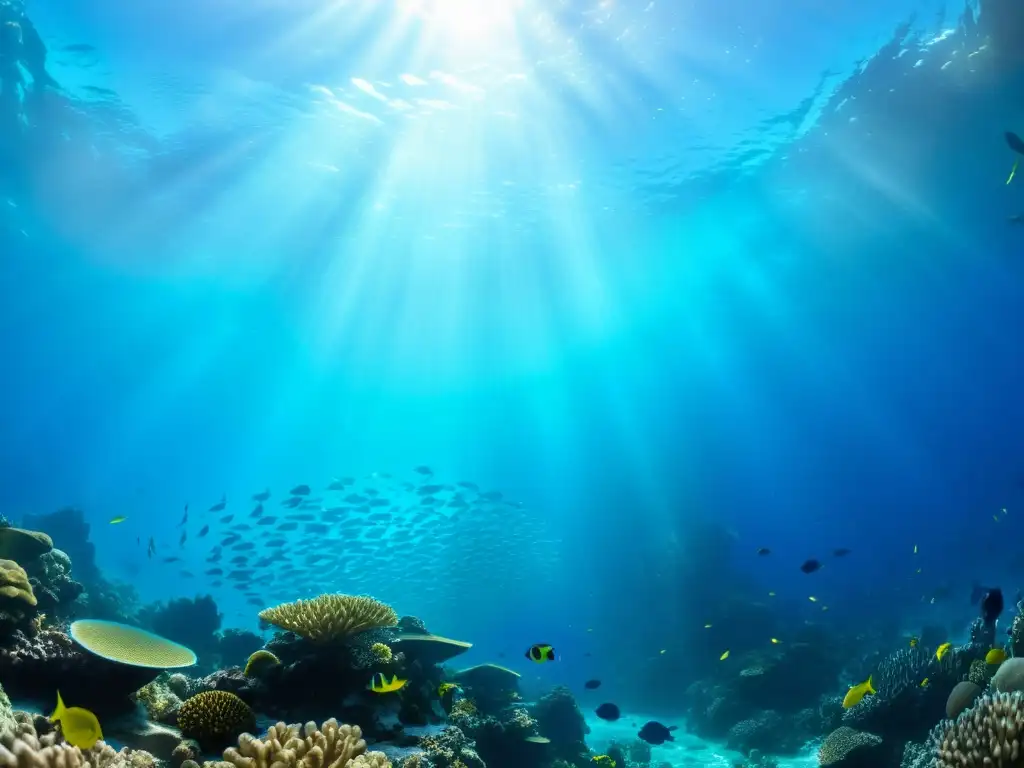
(69, 621, 197, 668)
(817, 727, 881, 767)
(993, 657, 1024, 693)
(968, 659, 990, 687)
(221, 719, 384, 768)
(370, 643, 392, 663)
(258, 595, 397, 643)
(176, 692, 255, 751)
(934, 691, 1024, 767)
(946, 681, 982, 719)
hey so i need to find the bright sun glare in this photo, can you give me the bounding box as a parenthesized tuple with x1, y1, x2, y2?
(397, 0, 525, 47)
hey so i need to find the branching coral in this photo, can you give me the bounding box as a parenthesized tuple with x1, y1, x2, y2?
(934, 691, 1024, 767)
(221, 719, 389, 768)
(817, 727, 881, 767)
(258, 595, 397, 643)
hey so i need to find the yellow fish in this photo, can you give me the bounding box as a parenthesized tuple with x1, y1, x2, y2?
(720, 650, 730, 661)
(50, 691, 102, 749)
(986, 648, 1008, 665)
(368, 673, 407, 694)
(438, 682, 459, 697)
(526, 644, 556, 663)
(842, 676, 875, 709)
(771, 638, 780, 644)
(809, 596, 818, 602)
(936, 642, 952, 661)
(659, 649, 666, 654)
(909, 637, 919, 648)
(920, 678, 929, 688)
(108, 516, 127, 524)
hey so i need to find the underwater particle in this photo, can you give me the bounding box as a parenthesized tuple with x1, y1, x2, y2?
(756, 548, 770, 556)
(109, 516, 127, 524)
(841, 676, 875, 709)
(809, 596, 818, 602)
(981, 588, 1004, 624)
(177, 690, 255, 751)
(986, 648, 1008, 665)
(584, 679, 601, 690)
(659, 649, 666, 654)
(243, 649, 280, 676)
(818, 726, 881, 767)
(704, 623, 712, 628)
(50, 691, 102, 750)
(719, 650, 730, 661)
(525, 644, 556, 663)
(768, 591, 776, 597)
(770, 638, 780, 644)
(367, 672, 407, 693)
(258, 594, 398, 643)
(935, 642, 952, 662)
(913, 544, 917, 554)
(833, 548, 851, 557)
(69, 619, 197, 668)
(637, 721, 677, 745)
(595, 703, 621, 721)
(946, 680, 982, 718)
(800, 559, 822, 574)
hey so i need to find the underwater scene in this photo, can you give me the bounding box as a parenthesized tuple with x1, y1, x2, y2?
(4, 0, 1024, 768)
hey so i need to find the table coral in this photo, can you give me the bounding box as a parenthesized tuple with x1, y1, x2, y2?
(258, 595, 397, 643)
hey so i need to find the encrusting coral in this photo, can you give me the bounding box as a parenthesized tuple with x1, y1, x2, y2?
(258, 595, 397, 643)
(221, 719, 390, 768)
(176, 692, 255, 751)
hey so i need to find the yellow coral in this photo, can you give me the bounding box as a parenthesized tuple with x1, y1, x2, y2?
(177, 692, 255, 750)
(592, 756, 616, 768)
(221, 719, 388, 768)
(258, 595, 398, 643)
(0, 560, 36, 606)
(370, 643, 393, 663)
(242, 650, 280, 677)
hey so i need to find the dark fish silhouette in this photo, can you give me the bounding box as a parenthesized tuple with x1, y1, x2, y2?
(595, 703, 620, 721)
(198, 525, 209, 538)
(1007, 131, 1024, 155)
(982, 588, 1005, 625)
(179, 505, 188, 527)
(800, 559, 822, 574)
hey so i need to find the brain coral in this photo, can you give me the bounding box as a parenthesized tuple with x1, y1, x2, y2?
(935, 691, 1024, 768)
(177, 691, 255, 751)
(0, 559, 37, 637)
(221, 719, 389, 768)
(818, 727, 882, 767)
(258, 595, 397, 643)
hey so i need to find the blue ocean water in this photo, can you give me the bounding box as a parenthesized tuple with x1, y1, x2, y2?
(3, 0, 1024, 765)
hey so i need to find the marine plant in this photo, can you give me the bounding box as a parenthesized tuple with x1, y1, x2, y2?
(176, 690, 256, 751)
(258, 594, 398, 643)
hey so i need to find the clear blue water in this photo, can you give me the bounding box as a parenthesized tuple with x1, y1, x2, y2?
(2, 0, 1024, 741)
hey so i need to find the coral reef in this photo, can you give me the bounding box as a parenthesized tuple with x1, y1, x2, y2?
(993, 657, 1024, 693)
(258, 595, 398, 643)
(21, 550, 84, 621)
(134, 678, 183, 725)
(817, 727, 882, 767)
(0, 710, 157, 768)
(933, 690, 1024, 767)
(0, 629, 160, 716)
(946, 681, 982, 719)
(417, 726, 483, 768)
(0, 528, 52, 563)
(533, 686, 589, 767)
(216, 631, 263, 670)
(176, 692, 255, 752)
(20, 510, 97, 585)
(451, 666, 521, 716)
(221, 719, 388, 768)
